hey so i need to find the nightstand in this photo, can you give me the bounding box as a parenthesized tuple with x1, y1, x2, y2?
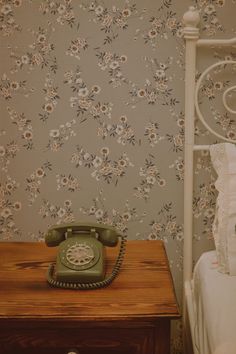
(0, 240, 179, 354)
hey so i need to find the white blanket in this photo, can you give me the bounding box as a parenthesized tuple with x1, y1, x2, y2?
(193, 251, 236, 354)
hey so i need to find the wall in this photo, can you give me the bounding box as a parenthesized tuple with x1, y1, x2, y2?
(1, 1, 236, 353)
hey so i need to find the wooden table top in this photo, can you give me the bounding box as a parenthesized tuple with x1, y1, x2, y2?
(0, 240, 180, 323)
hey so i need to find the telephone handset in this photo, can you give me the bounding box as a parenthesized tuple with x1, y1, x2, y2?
(45, 222, 126, 290)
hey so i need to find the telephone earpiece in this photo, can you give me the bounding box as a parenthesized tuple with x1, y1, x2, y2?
(100, 229, 119, 247)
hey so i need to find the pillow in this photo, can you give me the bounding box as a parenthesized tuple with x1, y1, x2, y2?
(210, 143, 236, 275)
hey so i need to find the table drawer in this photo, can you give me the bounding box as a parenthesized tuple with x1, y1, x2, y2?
(0, 327, 154, 354)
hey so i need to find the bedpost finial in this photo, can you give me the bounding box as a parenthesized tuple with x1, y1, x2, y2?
(183, 6, 200, 28)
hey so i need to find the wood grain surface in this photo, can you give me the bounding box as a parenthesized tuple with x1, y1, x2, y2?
(0, 240, 179, 354)
(0, 240, 179, 323)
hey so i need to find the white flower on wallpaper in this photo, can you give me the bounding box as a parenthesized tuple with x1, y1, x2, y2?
(47, 119, 76, 152)
(134, 154, 166, 200)
(0, 0, 22, 37)
(39, 198, 74, 223)
(165, 111, 184, 152)
(97, 115, 138, 146)
(0, 201, 22, 239)
(26, 162, 52, 205)
(144, 121, 162, 147)
(166, 132, 184, 152)
(64, 66, 113, 123)
(66, 37, 88, 60)
(71, 145, 134, 185)
(0, 176, 21, 240)
(56, 173, 80, 192)
(85, 1, 142, 45)
(95, 50, 128, 87)
(193, 181, 216, 239)
(9, 24, 58, 74)
(169, 157, 184, 182)
(198, 71, 230, 101)
(138, 7, 183, 47)
(212, 107, 236, 140)
(3, 175, 19, 195)
(0, 73, 34, 100)
(148, 202, 183, 243)
(198, 0, 225, 36)
(127, 56, 179, 107)
(39, 74, 60, 122)
(79, 190, 146, 235)
(7, 107, 34, 150)
(0, 140, 19, 172)
(39, 0, 78, 28)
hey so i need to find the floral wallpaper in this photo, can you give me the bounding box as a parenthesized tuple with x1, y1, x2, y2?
(1, 0, 236, 353)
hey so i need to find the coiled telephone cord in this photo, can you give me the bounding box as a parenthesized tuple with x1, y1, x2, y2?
(46, 235, 127, 290)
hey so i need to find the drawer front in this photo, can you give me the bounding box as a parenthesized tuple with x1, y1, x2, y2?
(0, 328, 154, 354)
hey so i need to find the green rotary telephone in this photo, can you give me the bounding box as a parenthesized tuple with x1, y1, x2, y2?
(45, 222, 126, 290)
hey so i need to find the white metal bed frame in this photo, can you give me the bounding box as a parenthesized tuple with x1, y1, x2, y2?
(182, 6, 236, 354)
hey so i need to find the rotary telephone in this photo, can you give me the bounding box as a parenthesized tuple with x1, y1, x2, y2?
(45, 222, 126, 290)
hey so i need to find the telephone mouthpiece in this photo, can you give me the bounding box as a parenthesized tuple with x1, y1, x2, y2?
(45, 229, 65, 247)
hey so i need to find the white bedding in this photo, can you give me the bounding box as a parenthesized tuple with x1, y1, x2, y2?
(193, 250, 236, 354)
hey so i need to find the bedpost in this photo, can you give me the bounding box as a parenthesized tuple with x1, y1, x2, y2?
(182, 7, 200, 353)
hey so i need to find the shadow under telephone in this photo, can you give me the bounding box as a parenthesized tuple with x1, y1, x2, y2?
(45, 222, 126, 290)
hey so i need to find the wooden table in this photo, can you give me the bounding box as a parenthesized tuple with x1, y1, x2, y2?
(0, 240, 179, 354)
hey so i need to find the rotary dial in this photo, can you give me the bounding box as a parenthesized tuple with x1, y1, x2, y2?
(66, 243, 94, 266)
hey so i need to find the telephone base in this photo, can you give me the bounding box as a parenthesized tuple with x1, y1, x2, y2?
(55, 265, 106, 283)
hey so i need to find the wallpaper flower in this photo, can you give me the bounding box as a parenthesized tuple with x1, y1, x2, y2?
(1, 0, 236, 353)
